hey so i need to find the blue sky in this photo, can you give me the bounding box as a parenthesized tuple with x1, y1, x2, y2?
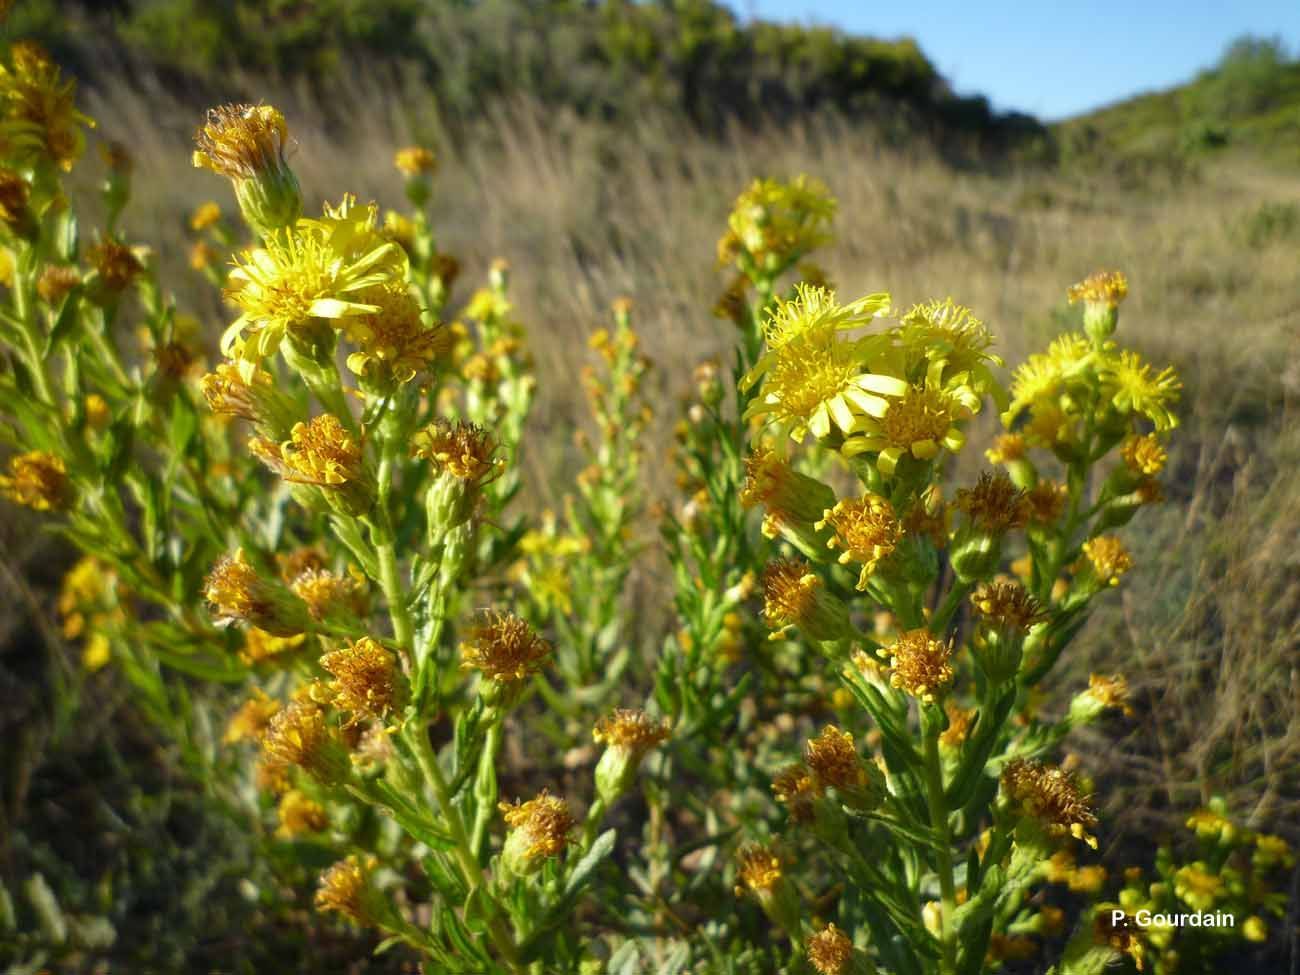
(725, 1, 1300, 120)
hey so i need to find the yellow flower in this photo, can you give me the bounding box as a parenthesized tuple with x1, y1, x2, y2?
(882, 628, 954, 703)
(0, 450, 71, 511)
(204, 548, 306, 635)
(190, 200, 222, 231)
(734, 842, 785, 896)
(760, 558, 853, 641)
(970, 580, 1045, 632)
(277, 789, 328, 838)
(1173, 863, 1222, 912)
(250, 414, 367, 490)
(316, 855, 380, 925)
(742, 285, 904, 444)
(342, 282, 450, 384)
(1102, 351, 1181, 432)
(723, 175, 836, 267)
(817, 493, 902, 590)
(411, 419, 500, 484)
(842, 380, 974, 474)
(1068, 270, 1128, 309)
(0, 41, 95, 171)
(261, 698, 350, 785)
(592, 708, 671, 755)
(985, 433, 1026, 465)
(499, 791, 575, 873)
(772, 764, 819, 823)
(804, 726, 879, 810)
(81, 633, 111, 671)
(893, 298, 1003, 395)
(1003, 333, 1096, 423)
(290, 567, 367, 622)
(807, 923, 855, 975)
(1186, 806, 1237, 845)
(222, 195, 406, 361)
(1080, 535, 1132, 587)
(1001, 758, 1098, 847)
(193, 103, 300, 236)
(239, 626, 307, 665)
(460, 611, 552, 684)
(223, 689, 281, 744)
(939, 701, 974, 749)
(394, 145, 436, 176)
(319, 637, 402, 722)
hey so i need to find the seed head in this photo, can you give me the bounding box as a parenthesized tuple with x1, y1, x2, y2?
(1001, 758, 1098, 848)
(807, 923, 854, 975)
(971, 580, 1046, 632)
(954, 471, 1028, 534)
(88, 238, 142, 294)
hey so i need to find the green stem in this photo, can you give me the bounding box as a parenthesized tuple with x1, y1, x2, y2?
(923, 719, 958, 975)
(375, 532, 413, 655)
(931, 581, 971, 634)
(405, 726, 523, 972)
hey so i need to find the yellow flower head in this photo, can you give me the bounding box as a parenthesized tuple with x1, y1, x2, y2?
(1068, 270, 1128, 309)
(723, 175, 836, 267)
(592, 708, 671, 757)
(807, 923, 855, 975)
(36, 264, 80, 305)
(742, 285, 903, 444)
(1102, 351, 1181, 432)
(1082, 673, 1133, 716)
(204, 548, 305, 635)
(895, 298, 1002, 392)
(772, 764, 819, 823)
(0, 41, 95, 171)
(735, 842, 785, 896)
(394, 145, 436, 176)
(320, 637, 401, 722)
(1081, 535, 1132, 587)
(277, 789, 328, 837)
(985, 433, 1027, 465)
(817, 493, 902, 590)
(343, 283, 450, 384)
(222, 196, 405, 361)
(0, 450, 70, 511)
(762, 558, 819, 636)
(842, 380, 975, 476)
(804, 725, 868, 793)
(883, 628, 954, 703)
(499, 790, 575, 869)
(190, 200, 222, 231)
(1186, 806, 1237, 845)
(223, 688, 281, 744)
(290, 567, 367, 621)
(1001, 758, 1098, 847)
(193, 103, 290, 180)
(411, 419, 500, 484)
(954, 472, 1028, 534)
(315, 855, 378, 925)
(741, 445, 837, 539)
(1173, 863, 1222, 912)
(970, 580, 1045, 632)
(239, 626, 306, 665)
(460, 610, 552, 684)
(261, 698, 349, 785)
(251, 414, 366, 488)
